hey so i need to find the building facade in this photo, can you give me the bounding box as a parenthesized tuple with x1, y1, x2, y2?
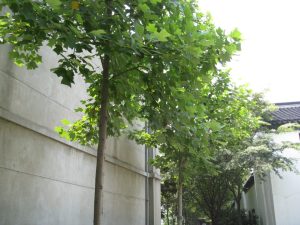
(241, 102, 300, 225)
(0, 44, 161, 225)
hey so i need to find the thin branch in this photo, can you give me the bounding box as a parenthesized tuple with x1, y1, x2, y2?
(112, 65, 142, 79)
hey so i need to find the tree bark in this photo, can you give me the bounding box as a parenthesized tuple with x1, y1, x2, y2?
(211, 217, 218, 225)
(177, 182, 183, 225)
(177, 158, 184, 225)
(166, 206, 170, 225)
(229, 180, 242, 225)
(236, 191, 242, 225)
(93, 53, 110, 225)
(93, 1, 112, 225)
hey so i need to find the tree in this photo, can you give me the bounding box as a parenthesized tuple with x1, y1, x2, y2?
(0, 1, 241, 225)
(135, 70, 255, 225)
(157, 79, 285, 225)
(183, 100, 297, 225)
(160, 164, 177, 225)
(183, 83, 263, 225)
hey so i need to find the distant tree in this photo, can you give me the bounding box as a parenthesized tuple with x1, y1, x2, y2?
(156, 81, 296, 225)
(227, 132, 296, 216)
(161, 165, 177, 225)
(277, 122, 300, 133)
(186, 119, 297, 225)
(140, 70, 260, 225)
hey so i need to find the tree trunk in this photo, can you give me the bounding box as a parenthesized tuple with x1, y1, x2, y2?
(166, 206, 170, 225)
(177, 183, 183, 225)
(236, 192, 242, 225)
(93, 1, 112, 225)
(177, 159, 184, 225)
(230, 182, 243, 225)
(93, 53, 110, 225)
(211, 218, 218, 225)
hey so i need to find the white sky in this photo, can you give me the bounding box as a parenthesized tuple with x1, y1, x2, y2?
(199, 0, 300, 103)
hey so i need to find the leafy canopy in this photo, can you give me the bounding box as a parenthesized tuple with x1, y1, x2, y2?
(0, 0, 242, 146)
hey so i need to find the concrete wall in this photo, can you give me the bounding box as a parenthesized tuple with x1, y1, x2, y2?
(241, 131, 300, 225)
(254, 174, 276, 225)
(0, 44, 161, 225)
(271, 132, 300, 225)
(241, 184, 256, 212)
(241, 173, 276, 225)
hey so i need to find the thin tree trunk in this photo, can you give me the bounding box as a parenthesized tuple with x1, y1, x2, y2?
(93, 52, 110, 225)
(229, 181, 242, 225)
(177, 158, 184, 225)
(237, 201, 242, 225)
(166, 206, 170, 225)
(178, 183, 183, 225)
(211, 217, 217, 225)
(236, 191, 242, 225)
(93, 2, 112, 224)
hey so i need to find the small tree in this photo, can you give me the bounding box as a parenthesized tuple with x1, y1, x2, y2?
(185, 102, 297, 225)
(135, 70, 258, 225)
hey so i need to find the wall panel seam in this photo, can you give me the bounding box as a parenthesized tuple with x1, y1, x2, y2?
(0, 107, 153, 178)
(0, 105, 95, 155)
(0, 70, 75, 112)
(0, 165, 94, 189)
(0, 166, 149, 200)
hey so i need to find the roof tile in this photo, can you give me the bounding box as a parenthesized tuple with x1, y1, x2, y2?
(270, 101, 300, 124)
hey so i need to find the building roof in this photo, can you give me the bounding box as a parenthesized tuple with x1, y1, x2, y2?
(270, 101, 300, 125)
(243, 175, 254, 193)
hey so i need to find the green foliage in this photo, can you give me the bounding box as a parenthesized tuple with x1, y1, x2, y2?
(157, 78, 270, 225)
(277, 123, 300, 133)
(159, 91, 297, 225)
(0, 0, 242, 148)
(219, 209, 259, 225)
(226, 133, 295, 178)
(46, 0, 61, 10)
(1, 1, 272, 224)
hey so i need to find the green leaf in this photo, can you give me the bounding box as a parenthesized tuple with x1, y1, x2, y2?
(155, 29, 171, 42)
(90, 29, 106, 37)
(138, 3, 150, 13)
(0, 20, 7, 26)
(53, 45, 63, 54)
(146, 24, 157, 33)
(150, 0, 162, 4)
(55, 126, 71, 140)
(75, 14, 83, 25)
(230, 28, 242, 41)
(61, 119, 71, 126)
(206, 120, 222, 132)
(46, 0, 61, 10)
(135, 23, 144, 36)
(51, 67, 74, 86)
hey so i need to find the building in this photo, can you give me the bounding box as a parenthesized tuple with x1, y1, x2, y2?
(0, 44, 161, 225)
(241, 102, 300, 225)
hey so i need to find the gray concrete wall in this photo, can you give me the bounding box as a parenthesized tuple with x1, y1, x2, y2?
(271, 132, 300, 225)
(254, 174, 276, 225)
(241, 185, 256, 211)
(241, 132, 300, 225)
(0, 44, 161, 225)
(241, 174, 276, 225)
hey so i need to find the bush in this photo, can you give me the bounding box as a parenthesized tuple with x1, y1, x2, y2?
(220, 208, 258, 225)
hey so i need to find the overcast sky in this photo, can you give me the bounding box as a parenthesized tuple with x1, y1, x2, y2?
(199, 0, 300, 103)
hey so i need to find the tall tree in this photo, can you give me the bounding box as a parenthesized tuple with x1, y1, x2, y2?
(0, 1, 241, 225)
(133, 70, 248, 225)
